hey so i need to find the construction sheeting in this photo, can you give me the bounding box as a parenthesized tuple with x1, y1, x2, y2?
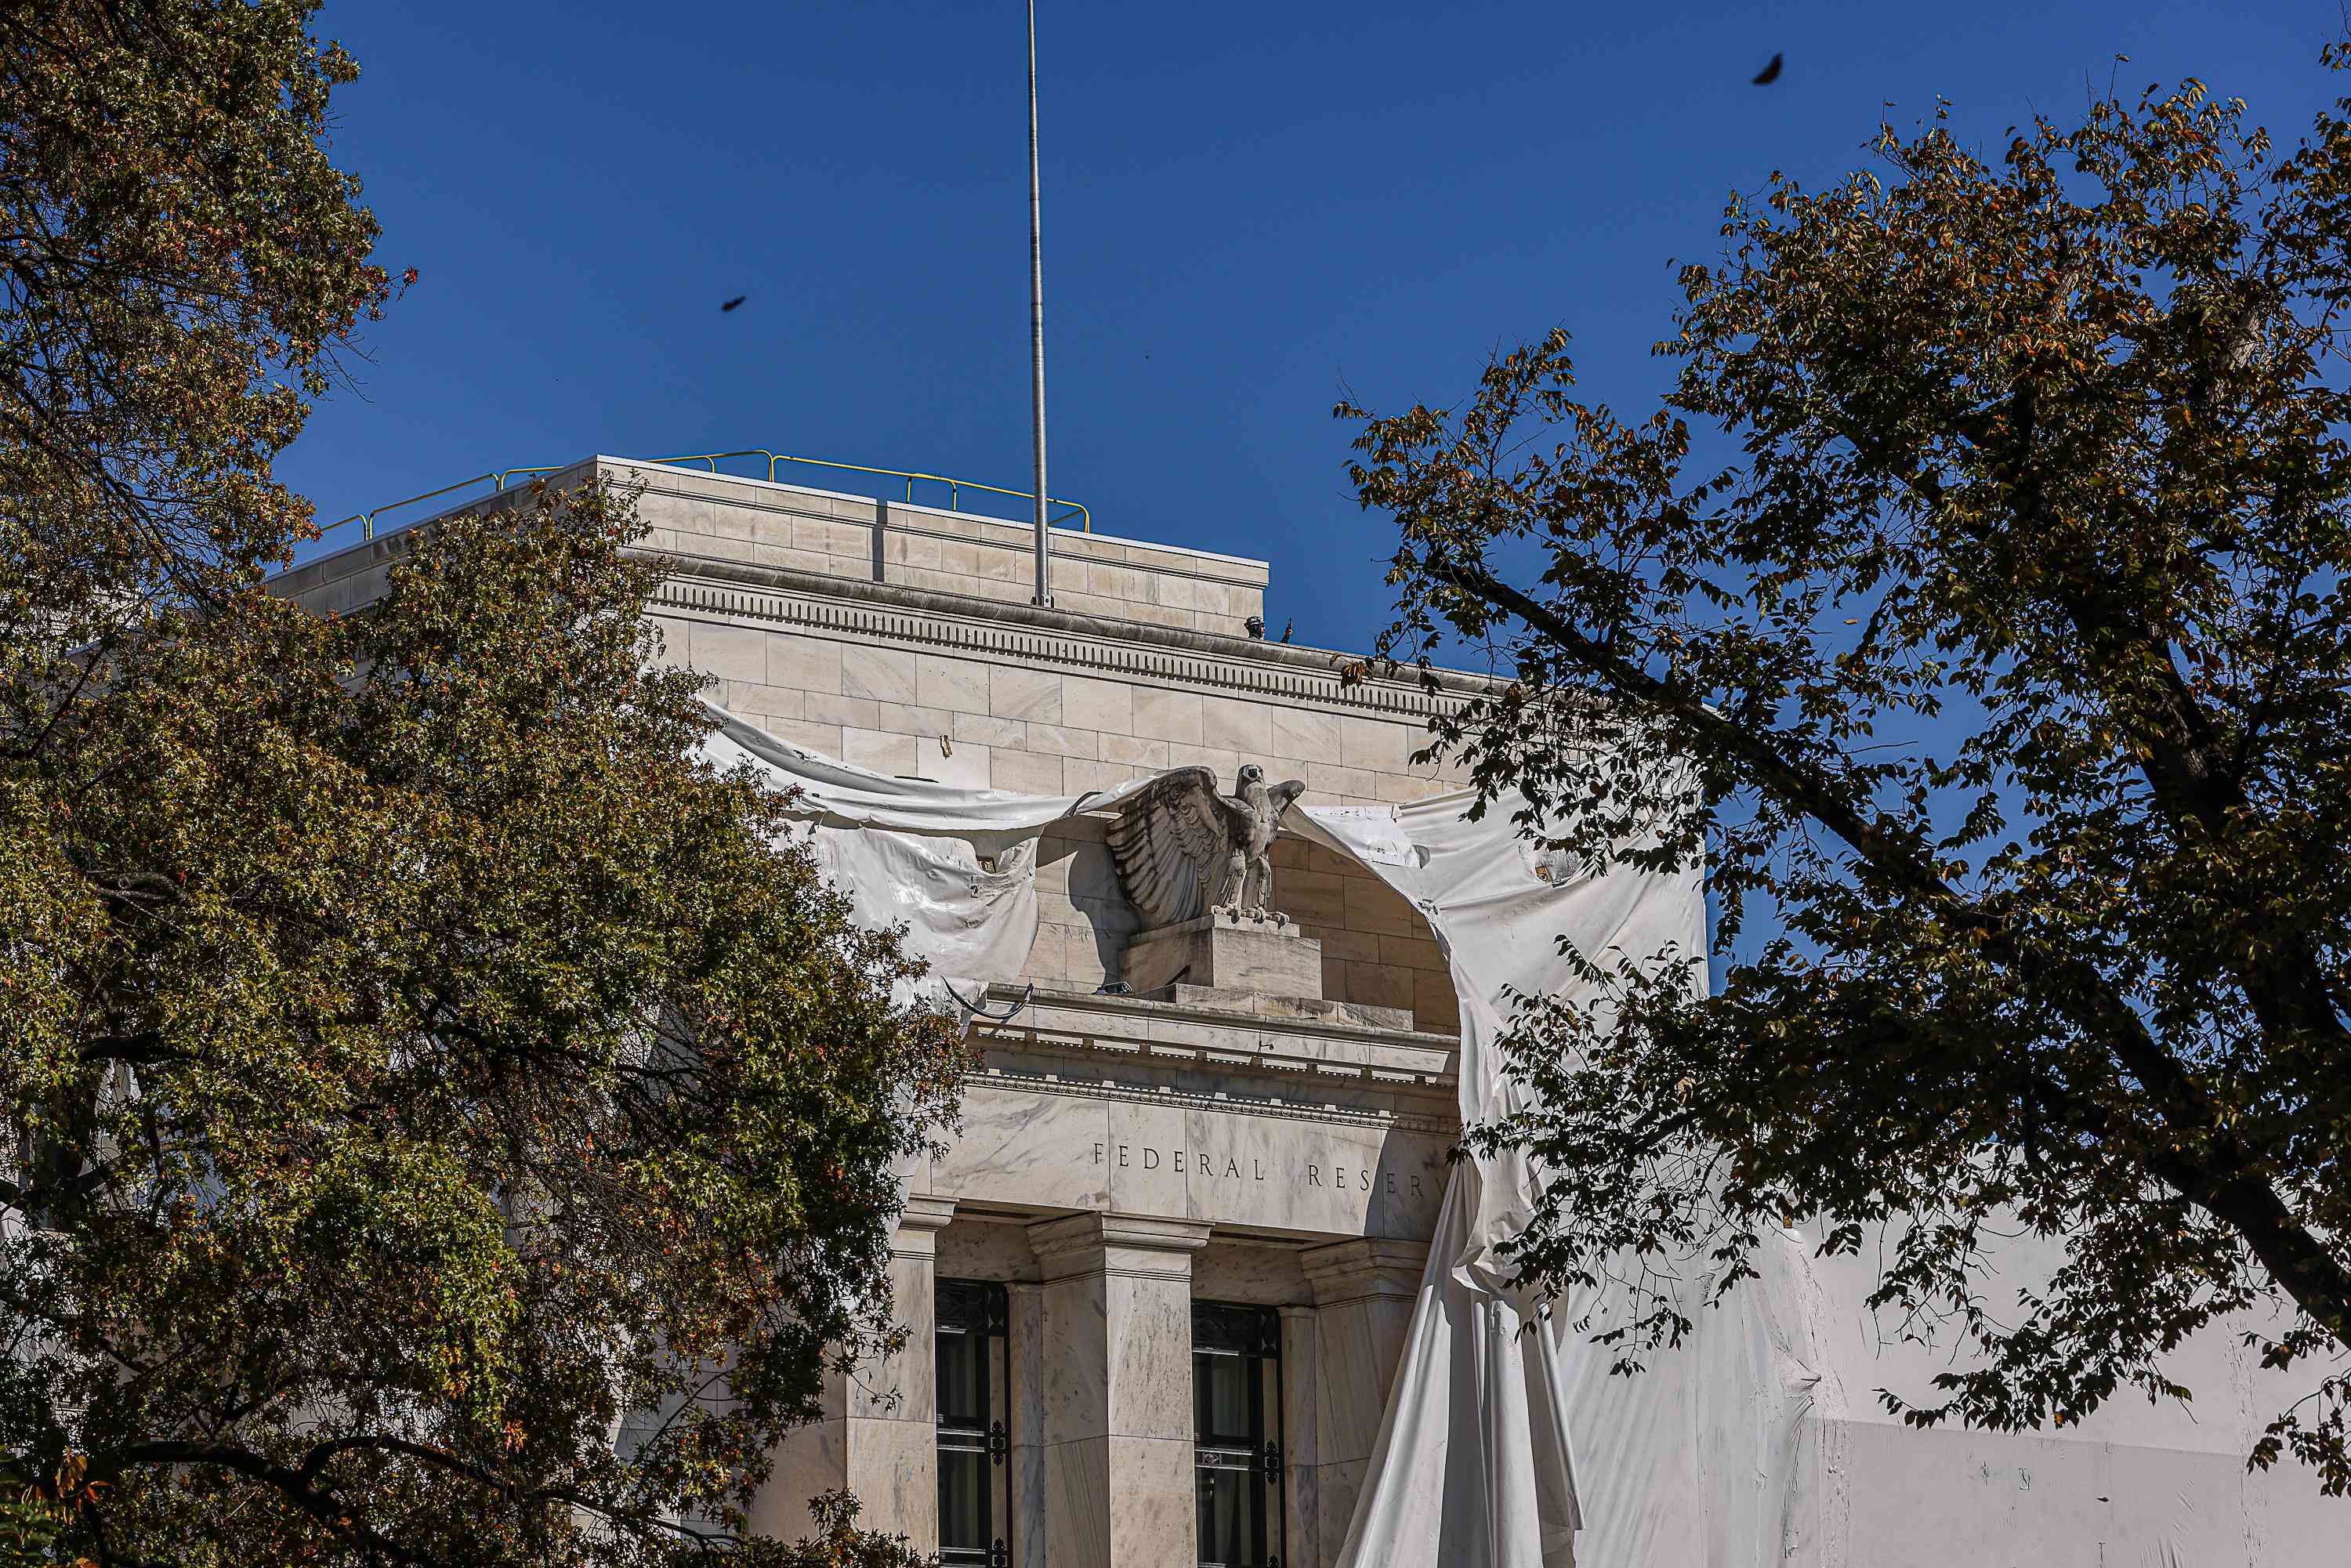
(699, 704, 2346, 1567)
(1295, 801, 1730, 1568)
(701, 708, 1160, 1000)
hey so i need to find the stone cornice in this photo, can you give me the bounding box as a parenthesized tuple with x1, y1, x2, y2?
(645, 548, 1513, 721)
(968, 985, 1460, 1136)
(1299, 1237, 1433, 1306)
(960, 1059, 1455, 1136)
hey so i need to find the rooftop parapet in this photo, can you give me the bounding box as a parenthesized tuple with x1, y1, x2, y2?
(273, 455, 1270, 636)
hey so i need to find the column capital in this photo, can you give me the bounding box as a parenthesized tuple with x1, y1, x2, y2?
(889, 1195, 956, 1261)
(896, 1195, 958, 1233)
(1298, 1237, 1429, 1307)
(1026, 1210, 1211, 1282)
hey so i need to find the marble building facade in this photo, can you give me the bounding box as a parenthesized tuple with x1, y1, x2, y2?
(275, 458, 1497, 1567)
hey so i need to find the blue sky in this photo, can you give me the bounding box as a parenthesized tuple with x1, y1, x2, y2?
(291, 0, 2336, 652)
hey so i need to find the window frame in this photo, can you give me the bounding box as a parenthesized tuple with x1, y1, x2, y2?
(936, 1278, 1011, 1568)
(1191, 1301, 1284, 1568)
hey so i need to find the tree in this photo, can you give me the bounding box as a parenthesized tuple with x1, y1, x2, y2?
(0, 0, 390, 672)
(1342, 56, 2351, 1490)
(3, 484, 965, 1564)
(0, 5, 963, 1561)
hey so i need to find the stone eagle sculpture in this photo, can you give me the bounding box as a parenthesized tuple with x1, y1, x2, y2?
(1105, 764, 1307, 928)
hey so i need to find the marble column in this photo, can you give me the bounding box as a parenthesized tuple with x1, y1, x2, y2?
(756, 1195, 956, 1546)
(1299, 1237, 1428, 1558)
(1027, 1211, 1212, 1568)
(1277, 1303, 1322, 1568)
(1007, 1280, 1048, 1568)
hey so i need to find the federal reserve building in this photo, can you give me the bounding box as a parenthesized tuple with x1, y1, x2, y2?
(279, 457, 2346, 1568)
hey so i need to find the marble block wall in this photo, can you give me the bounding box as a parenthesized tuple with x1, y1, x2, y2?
(754, 1197, 955, 1544)
(603, 457, 1270, 635)
(275, 455, 1268, 634)
(672, 625, 1477, 813)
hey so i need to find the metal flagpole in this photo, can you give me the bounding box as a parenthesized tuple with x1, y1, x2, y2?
(1027, 0, 1052, 607)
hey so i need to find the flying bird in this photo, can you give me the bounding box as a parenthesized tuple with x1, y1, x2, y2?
(719, 295, 746, 313)
(1751, 53, 1783, 85)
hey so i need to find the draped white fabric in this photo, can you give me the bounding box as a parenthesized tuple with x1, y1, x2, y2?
(1295, 802, 1741, 1568)
(701, 707, 1165, 1000)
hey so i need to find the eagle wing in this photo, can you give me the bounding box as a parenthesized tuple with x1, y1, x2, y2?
(1255, 778, 1308, 853)
(1105, 766, 1243, 927)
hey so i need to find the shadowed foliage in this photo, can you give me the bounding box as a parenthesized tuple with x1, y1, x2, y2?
(5, 482, 964, 1565)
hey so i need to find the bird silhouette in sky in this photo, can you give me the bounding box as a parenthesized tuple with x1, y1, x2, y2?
(1751, 53, 1783, 85)
(719, 295, 746, 312)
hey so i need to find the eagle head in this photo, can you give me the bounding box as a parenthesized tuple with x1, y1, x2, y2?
(1235, 763, 1264, 791)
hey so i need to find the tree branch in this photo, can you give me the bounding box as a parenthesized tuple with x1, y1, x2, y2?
(1432, 552, 2351, 1342)
(95, 1441, 441, 1567)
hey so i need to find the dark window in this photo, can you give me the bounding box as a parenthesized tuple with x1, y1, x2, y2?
(936, 1280, 1010, 1568)
(1193, 1302, 1282, 1568)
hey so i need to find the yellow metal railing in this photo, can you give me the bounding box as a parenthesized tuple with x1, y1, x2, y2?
(323, 465, 571, 542)
(320, 449, 1091, 545)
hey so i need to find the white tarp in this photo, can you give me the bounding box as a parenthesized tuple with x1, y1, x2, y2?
(701, 704, 2349, 1567)
(1296, 801, 1740, 1568)
(701, 707, 1167, 998)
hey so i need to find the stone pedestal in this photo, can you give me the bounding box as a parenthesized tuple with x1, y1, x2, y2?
(1298, 1237, 1429, 1560)
(1122, 908, 1323, 999)
(755, 1196, 956, 1543)
(1027, 1211, 1212, 1567)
